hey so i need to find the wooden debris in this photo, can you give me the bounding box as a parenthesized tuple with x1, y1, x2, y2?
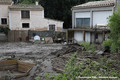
(0, 59, 36, 79)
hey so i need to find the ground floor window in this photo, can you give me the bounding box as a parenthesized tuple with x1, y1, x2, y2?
(1, 18, 7, 24)
(22, 23, 29, 28)
(49, 24, 55, 31)
(76, 18, 90, 27)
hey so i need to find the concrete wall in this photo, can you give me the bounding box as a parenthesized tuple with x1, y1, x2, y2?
(0, 4, 11, 26)
(0, 33, 7, 41)
(85, 32, 90, 42)
(74, 31, 91, 43)
(9, 9, 63, 31)
(74, 31, 83, 42)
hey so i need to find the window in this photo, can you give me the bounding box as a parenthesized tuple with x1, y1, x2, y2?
(76, 18, 90, 27)
(21, 10, 30, 19)
(1, 18, 7, 24)
(22, 23, 29, 28)
(49, 24, 55, 31)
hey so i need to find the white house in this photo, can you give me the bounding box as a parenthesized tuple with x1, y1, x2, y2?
(0, 0, 63, 31)
(69, 0, 116, 43)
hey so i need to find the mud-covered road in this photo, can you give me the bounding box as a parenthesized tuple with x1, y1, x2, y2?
(0, 42, 67, 80)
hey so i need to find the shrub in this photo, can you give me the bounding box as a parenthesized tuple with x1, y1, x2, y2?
(0, 27, 10, 35)
(102, 39, 112, 47)
(107, 6, 120, 53)
(36, 52, 120, 80)
(80, 42, 96, 52)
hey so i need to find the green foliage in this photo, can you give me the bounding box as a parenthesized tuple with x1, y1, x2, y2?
(102, 39, 112, 47)
(106, 6, 120, 53)
(0, 27, 10, 35)
(36, 53, 119, 80)
(80, 42, 96, 52)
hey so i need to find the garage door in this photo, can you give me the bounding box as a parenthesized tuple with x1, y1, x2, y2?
(93, 11, 113, 27)
(75, 12, 90, 18)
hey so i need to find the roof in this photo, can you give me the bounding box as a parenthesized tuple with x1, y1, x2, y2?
(72, 0, 116, 9)
(9, 4, 44, 10)
(0, 0, 12, 4)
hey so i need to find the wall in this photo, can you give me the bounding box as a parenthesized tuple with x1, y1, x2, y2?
(9, 9, 63, 31)
(0, 33, 7, 41)
(74, 31, 83, 42)
(85, 32, 90, 42)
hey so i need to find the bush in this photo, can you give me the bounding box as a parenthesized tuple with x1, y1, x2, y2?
(102, 39, 112, 47)
(80, 42, 96, 52)
(0, 27, 10, 35)
(36, 53, 120, 80)
(107, 6, 120, 53)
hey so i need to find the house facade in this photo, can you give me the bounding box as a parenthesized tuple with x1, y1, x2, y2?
(0, 0, 12, 27)
(69, 0, 116, 43)
(0, 0, 63, 31)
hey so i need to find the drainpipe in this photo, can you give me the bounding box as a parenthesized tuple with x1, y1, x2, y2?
(94, 25, 97, 44)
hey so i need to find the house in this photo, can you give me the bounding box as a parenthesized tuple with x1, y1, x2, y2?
(0, 0, 13, 28)
(0, 0, 63, 31)
(67, 0, 116, 43)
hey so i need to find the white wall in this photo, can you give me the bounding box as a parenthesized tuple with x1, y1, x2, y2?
(74, 31, 83, 42)
(9, 9, 63, 31)
(85, 32, 90, 42)
(93, 11, 113, 27)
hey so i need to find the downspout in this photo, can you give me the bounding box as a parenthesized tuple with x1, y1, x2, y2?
(112, 5, 116, 13)
(8, 9, 11, 30)
(94, 25, 97, 44)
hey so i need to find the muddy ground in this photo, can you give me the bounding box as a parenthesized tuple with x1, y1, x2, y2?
(0, 42, 120, 80)
(0, 42, 67, 80)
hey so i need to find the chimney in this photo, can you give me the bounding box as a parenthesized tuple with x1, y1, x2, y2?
(36, 0, 39, 5)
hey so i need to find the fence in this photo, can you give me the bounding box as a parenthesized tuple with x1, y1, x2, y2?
(8, 30, 28, 42)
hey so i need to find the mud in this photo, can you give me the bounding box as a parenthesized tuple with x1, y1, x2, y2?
(0, 42, 120, 80)
(0, 42, 67, 80)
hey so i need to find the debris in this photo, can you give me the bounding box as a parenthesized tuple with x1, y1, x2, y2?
(0, 59, 36, 79)
(34, 35, 40, 41)
(45, 37, 53, 44)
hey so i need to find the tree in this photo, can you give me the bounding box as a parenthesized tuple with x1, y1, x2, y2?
(107, 7, 120, 53)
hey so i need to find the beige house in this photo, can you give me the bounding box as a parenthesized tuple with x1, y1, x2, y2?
(0, 0, 12, 27)
(0, 0, 63, 31)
